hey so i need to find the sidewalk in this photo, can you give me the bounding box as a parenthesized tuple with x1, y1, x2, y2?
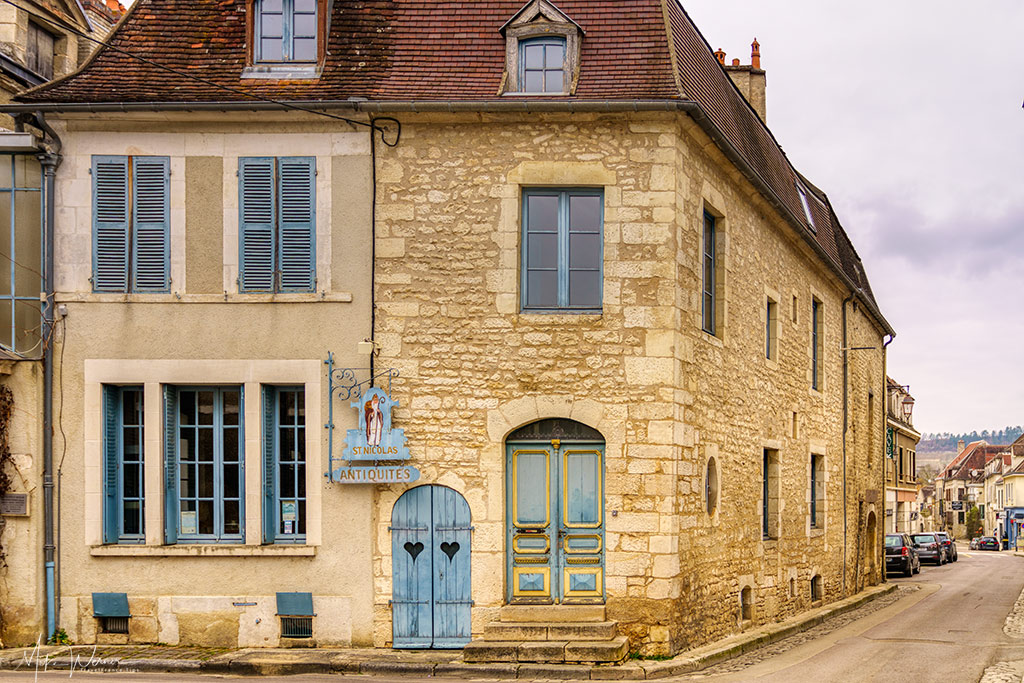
(0, 584, 895, 680)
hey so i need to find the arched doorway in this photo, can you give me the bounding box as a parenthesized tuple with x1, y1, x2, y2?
(866, 510, 878, 582)
(506, 418, 605, 604)
(391, 485, 472, 649)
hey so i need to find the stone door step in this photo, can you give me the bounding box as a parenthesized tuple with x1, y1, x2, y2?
(498, 605, 606, 623)
(464, 635, 629, 664)
(483, 620, 618, 641)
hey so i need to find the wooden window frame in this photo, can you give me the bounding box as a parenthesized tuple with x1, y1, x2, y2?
(263, 385, 307, 544)
(246, 0, 327, 67)
(102, 386, 146, 544)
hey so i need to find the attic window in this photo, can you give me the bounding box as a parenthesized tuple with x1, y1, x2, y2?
(245, 0, 324, 79)
(501, 0, 583, 95)
(796, 183, 817, 233)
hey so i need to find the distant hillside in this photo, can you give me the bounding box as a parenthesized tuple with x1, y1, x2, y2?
(919, 426, 1023, 454)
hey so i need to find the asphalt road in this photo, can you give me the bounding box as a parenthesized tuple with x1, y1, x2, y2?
(683, 545, 1024, 682)
(4, 546, 1022, 683)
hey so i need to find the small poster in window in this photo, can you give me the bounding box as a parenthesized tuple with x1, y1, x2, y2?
(282, 501, 297, 522)
(284, 521, 294, 535)
(181, 510, 197, 535)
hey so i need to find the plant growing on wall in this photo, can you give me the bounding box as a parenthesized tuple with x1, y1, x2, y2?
(965, 505, 983, 539)
(0, 383, 14, 642)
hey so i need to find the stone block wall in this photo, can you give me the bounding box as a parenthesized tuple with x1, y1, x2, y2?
(372, 111, 886, 655)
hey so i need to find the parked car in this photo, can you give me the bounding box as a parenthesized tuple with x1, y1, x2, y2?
(885, 533, 921, 577)
(970, 537, 980, 550)
(910, 533, 946, 565)
(935, 531, 958, 562)
(979, 536, 1000, 551)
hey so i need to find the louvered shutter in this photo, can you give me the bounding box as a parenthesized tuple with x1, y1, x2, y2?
(102, 386, 119, 544)
(92, 156, 129, 292)
(262, 386, 277, 544)
(238, 157, 276, 292)
(131, 157, 170, 292)
(163, 385, 179, 545)
(277, 157, 316, 292)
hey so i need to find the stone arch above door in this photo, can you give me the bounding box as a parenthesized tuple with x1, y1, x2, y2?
(485, 395, 610, 443)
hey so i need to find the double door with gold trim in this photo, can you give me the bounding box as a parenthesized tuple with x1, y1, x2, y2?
(506, 440, 604, 604)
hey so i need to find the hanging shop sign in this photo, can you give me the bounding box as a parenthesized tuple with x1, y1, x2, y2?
(331, 465, 421, 485)
(886, 427, 895, 458)
(342, 387, 410, 462)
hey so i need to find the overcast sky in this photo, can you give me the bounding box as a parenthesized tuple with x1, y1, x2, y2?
(680, 0, 1024, 436)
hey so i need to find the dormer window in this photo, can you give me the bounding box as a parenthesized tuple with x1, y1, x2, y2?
(501, 0, 583, 95)
(245, 0, 324, 79)
(256, 0, 317, 63)
(521, 37, 566, 93)
(796, 182, 817, 233)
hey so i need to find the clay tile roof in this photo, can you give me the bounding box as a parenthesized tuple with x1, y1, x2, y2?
(12, 0, 887, 324)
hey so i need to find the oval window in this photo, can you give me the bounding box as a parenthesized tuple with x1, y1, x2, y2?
(706, 456, 719, 515)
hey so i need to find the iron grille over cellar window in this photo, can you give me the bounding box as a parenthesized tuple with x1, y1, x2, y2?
(101, 616, 129, 634)
(280, 616, 313, 638)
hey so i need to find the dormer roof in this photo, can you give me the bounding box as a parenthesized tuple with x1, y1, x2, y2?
(500, 0, 583, 36)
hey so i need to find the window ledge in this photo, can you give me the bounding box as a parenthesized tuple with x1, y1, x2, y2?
(809, 527, 824, 538)
(241, 64, 322, 80)
(90, 544, 317, 557)
(502, 91, 571, 97)
(56, 292, 353, 304)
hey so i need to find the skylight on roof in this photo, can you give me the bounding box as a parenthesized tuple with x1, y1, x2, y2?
(796, 184, 816, 232)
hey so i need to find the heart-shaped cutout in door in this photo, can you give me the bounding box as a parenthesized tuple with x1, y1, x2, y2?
(404, 541, 424, 562)
(440, 541, 460, 561)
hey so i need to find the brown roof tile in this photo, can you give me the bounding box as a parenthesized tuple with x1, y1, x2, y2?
(15, 0, 886, 323)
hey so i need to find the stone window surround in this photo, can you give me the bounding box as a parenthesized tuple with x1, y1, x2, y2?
(807, 442, 827, 538)
(700, 195, 728, 345)
(808, 287, 825, 394)
(504, 23, 580, 95)
(763, 285, 781, 366)
(703, 443, 720, 522)
(83, 359, 323, 554)
(760, 441, 782, 542)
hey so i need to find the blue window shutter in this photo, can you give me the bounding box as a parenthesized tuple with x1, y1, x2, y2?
(92, 156, 129, 292)
(239, 157, 276, 292)
(131, 156, 170, 292)
(102, 386, 119, 544)
(262, 385, 277, 544)
(277, 157, 316, 292)
(163, 385, 178, 545)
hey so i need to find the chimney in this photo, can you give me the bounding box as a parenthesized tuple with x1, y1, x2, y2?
(958, 440, 965, 453)
(723, 38, 767, 122)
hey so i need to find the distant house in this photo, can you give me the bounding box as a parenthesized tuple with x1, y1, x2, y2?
(936, 440, 1011, 538)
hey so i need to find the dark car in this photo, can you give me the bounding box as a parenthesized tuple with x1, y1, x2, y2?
(935, 531, 958, 562)
(910, 533, 946, 565)
(885, 533, 921, 577)
(979, 536, 1000, 551)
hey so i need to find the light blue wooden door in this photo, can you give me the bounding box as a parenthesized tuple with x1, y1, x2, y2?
(391, 485, 472, 649)
(506, 440, 605, 604)
(431, 486, 473, 647)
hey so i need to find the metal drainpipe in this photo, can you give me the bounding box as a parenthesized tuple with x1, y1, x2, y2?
(841, 292, 854, 595)
(35, 111, 62, 641)
(881, 332, 896, 576)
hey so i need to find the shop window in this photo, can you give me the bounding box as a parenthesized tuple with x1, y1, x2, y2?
(102, 386, 145, 544)
(263, 386, 307, 543)
(165, 387, 244, 543)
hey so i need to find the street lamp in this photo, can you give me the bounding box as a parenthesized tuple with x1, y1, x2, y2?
(901, 394, 915, 420)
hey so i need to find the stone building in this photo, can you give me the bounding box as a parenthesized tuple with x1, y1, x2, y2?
(936, 440, 1010, 539)
(4, 0, 893, 660)
(884, 378, 919, 533)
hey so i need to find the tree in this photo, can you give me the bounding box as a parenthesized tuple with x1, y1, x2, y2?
(965, 506, 983, 539)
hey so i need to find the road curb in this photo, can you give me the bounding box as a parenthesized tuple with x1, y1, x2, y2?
(0, 584, 900, 680)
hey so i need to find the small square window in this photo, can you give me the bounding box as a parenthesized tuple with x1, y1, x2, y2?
(519, 37, 566, 93)
(253, 0, 319, 64)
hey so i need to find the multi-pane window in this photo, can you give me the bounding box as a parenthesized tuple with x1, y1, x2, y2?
(238, 157, 316, 293)
(255, 0, 318, 63)
(811, 454, 824, 529)
(519, 37, 566, 93)
(811, 298, 823, 390)
(0, 155, 43, 355)
(26, 23, 55, 79)
(263, 386, 306, 542)
(92, 155, 170, 293)
(765, 296, 778, 360)
(168, 387, 244, 543)
(102, 386, 145, 543)
(521, 188, 602, 311)
(702, 211, 716, 335)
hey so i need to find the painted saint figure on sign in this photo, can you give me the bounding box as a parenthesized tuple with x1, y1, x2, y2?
(365, 394, 384, 446)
